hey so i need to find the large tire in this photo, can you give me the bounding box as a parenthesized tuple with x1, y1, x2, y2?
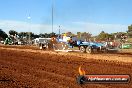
(53, 44, 57, 50)
(80, 46, 86, 53)
(103, 48, 107, 53)
(86, 46, 92, 53)
(39, 44, 46, 50)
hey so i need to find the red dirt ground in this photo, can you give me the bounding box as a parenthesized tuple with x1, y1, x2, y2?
(0, 45, 132, 88)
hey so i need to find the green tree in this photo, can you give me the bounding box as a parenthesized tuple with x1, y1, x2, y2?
(43, 33, 49, 38)
(0, 29, 8, 40)
(77, 32, 81, 39)
(97, 31, 110, 41)
(50, 32, 56, 37)
(128, 24, 132, 38)
(18, 32, 26, 38)
(128, 24, 132, 32)
(9, 30, 18, 36)
(39, 33, 45, 38)
(80, 32, 92, 41)
(33, 34, 39, 38)
(18, 32, 35, 42)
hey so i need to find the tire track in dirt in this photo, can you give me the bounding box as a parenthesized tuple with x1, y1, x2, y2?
(0, 57, 107, 88)
(0, 46, 132, 88)
(1, 55, 109, 88)
(1, 49, 132, 77)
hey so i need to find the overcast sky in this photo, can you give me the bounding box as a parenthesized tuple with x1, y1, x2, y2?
(0, 0, 131, 35)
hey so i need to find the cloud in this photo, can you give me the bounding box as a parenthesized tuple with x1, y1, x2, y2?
(0, 20, 128, 36)
(72, 22, 128, 35)
(0, 20, 55, 34)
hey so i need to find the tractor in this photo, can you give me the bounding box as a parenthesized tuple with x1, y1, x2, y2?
(78, 41, 106, 53)
(35, 37, 72, 52)
(4, 37, 13, 45)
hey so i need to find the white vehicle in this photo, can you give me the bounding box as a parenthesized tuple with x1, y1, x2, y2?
(34, 38, 51, 50)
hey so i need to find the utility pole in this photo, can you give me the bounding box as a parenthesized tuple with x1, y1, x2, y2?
(58, 26, 61, 38)
(52, 0, 54, 34)
(27, 15, 31, 44)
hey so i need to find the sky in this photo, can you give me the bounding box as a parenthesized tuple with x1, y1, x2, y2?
(0, 0, 132, 35)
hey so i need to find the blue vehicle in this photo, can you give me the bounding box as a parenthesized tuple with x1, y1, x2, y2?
(78, 41, 106, 53)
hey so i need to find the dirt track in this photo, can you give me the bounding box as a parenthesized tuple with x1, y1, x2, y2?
(0, 45, 132, 88)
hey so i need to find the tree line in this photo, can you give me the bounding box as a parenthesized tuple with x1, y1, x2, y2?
(0, 24, 132, 41)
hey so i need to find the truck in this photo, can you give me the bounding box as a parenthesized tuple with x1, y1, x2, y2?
(79, 42, 106, 53)
(78, 41, 118, 53)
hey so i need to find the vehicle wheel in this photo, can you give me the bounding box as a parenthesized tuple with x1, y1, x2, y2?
(80, 46, 86, 53)
(102, 48, 107, 53)
(86, 46, 92, 53)
(42, 44, 47, 50)
(53, 44, 57, 50)
(105, 49, 108, 53)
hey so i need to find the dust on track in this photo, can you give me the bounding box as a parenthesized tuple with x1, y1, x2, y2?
(0, 45, 132, 88)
